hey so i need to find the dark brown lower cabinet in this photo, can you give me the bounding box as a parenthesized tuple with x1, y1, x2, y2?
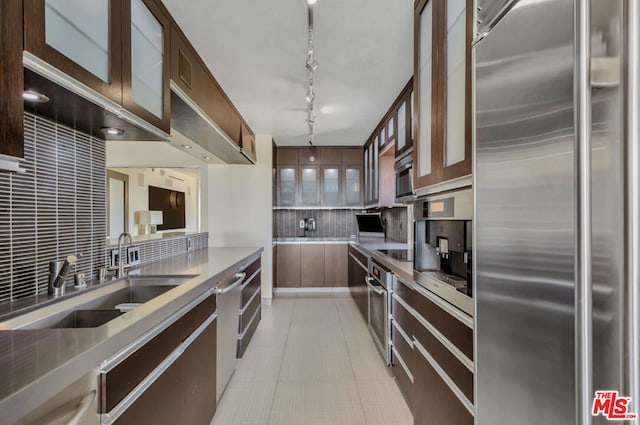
(325, 244, 348, 286)
(413, 342, 473, 425)
(300, 244, 325, 287)
(347, 246, 368, 321)
(113, 319, 217, 425)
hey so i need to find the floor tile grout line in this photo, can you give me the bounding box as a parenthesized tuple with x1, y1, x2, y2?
(336, 294, 371, 425)
(266, 293, 297, 425)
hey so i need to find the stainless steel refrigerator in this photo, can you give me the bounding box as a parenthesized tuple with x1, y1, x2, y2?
(474, 0, 640, 424)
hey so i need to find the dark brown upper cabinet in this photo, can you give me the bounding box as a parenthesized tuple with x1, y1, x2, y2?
(275, 147, 363, 208)
(241, 123, 256, 162)
(122, 0, 171, 133)
(23, 0, 124, 105)
(414, 0, 472, 191)
(395, 81, 413, 158)
(1, 0, 24, 160)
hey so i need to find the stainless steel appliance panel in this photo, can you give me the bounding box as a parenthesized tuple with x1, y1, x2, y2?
(367, 259, 391, 366)
(475, 0, 577, 423)
(215, 272, 245, 402)
(476, 0, 517, 35)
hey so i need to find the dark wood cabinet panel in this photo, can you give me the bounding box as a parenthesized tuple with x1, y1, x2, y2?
(276, 148, 299, 166)
(348, 247, 368, 321)
(412, 289, 473, 360)
(0, 0, 24, 159)
(391, 345, 414, 411)
(237, 307, 261, 358)
(23, 0, 123, 105)
(121, 0, 171, 133)
(300, 244, 325, 287)
(276, 244, 301, 287)
(182, 320, 217, 425)
(414, 344, 474, 425)
(322, 148, 342, 165)
(341, 148, 363, 166)
(241, 123, 257, 162)
(298, 147, 322, 165)
(100, 293, 216, 412)
(324, 244, 348, 287)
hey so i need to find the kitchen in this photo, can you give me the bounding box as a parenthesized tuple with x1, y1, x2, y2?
(0, 0, 638, 424)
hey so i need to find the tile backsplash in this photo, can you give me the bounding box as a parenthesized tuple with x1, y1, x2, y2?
(274, 209, 358, 238)
(273, 207, 410, 242)
(109, 233, 209, 267)
(0, 113, 107, 302)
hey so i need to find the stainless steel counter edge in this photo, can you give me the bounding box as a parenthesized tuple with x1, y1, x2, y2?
(348, 242, 414, 283)
(0, 246, 263, 424)
(273, 238, 353, 245)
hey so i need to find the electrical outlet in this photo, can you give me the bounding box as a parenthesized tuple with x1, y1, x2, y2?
(299, 220, 305, 229)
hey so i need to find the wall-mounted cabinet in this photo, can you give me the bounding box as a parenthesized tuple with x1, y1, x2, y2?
(363, 79, 413, 207)
(2, 0, 256, 168)
(24, 0, 124, 104)
(122, 0, 171, 132)
(274, 147, 363, 208)
(414, 0, 472, 191)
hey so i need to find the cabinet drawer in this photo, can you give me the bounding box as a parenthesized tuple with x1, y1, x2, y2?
(349, 245, 368, 267)
(391, 319, 414, 374)
(413, 287, 473, 360)
(391, 346, 414, 411)
(239, 288, 261, 334)
(413, 316, 474, 403)
(414, 341, 474, 425)
(237, 306, 261, 358)
(241, 271, 261, 307)
(100, 293, 216, 413)
(392, 277, 414, 304)
(242, 258, 261, 281)
(391, 293, 417, 337)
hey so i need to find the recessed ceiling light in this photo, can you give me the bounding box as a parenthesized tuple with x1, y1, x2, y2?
(182, 144, 192, 149)
(22, 90, 50, 103)
(203, 156, 211, 160)
(100, 127, 125, 136)
(307, 0, 318, 5)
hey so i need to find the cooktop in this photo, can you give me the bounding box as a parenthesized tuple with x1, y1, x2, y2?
(377, 249, 413, 262)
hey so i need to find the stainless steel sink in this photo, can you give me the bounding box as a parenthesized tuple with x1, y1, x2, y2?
(0, 275, 196, 330)
(25, 309, 126, 329)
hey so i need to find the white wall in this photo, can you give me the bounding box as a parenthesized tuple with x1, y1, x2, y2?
(206, 135, 273, 298)
(110, 167, 200, 236)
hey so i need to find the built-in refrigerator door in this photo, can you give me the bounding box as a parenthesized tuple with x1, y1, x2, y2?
(476, 0, 630, 424)
(474, 0, 577, 423)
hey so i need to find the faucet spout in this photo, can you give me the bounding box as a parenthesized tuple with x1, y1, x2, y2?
(48, 255, 78, 296)
(118, 232, 134, 278)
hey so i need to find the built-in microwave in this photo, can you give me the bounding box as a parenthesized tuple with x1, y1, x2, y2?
(394, 149, 415, 203)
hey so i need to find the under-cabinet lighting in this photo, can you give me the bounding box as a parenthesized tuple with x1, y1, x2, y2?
(22, 90, 50, 103)
(182, 144, 192, 149)
(100, 127, 125, 136)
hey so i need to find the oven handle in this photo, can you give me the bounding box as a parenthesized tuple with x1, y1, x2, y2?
(365, 276, 385, 295)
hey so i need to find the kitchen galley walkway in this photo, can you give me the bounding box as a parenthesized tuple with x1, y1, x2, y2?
(210, 292, 412, 425)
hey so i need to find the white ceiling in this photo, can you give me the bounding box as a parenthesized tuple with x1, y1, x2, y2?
(162, 0, 413, 146)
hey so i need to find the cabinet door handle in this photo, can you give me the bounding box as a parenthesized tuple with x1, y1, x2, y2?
(216, 272, 246, 294)
(365, 277, 385, 295)
(65, 390, 96, 425)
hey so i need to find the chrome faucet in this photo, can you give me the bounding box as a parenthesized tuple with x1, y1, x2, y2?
(117, 232, 134, 278)
(48, 255, 78, 296)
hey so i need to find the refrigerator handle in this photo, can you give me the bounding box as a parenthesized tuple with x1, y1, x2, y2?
(625, 0, 640, 414)
(575, 0, 593, 422)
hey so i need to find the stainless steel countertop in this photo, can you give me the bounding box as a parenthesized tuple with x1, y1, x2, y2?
(273, 237, 355, 244)
(349, 240, 415, 283)
(0, 246, 262, 424)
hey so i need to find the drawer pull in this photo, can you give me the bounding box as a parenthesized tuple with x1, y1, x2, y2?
(216, 272, 246, 294)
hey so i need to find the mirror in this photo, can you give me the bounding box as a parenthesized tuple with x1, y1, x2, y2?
(106, 137, 214, 244)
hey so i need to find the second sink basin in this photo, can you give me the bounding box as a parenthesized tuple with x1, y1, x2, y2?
(46, 309, 125, 329)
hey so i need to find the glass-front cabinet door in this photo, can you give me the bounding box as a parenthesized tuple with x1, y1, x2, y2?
(344, 167, 362, 207)
(322, 167, 341, 206)
(373, 136, 379, 203)
(24, 0, 123, 103)
(442, 0, 471, 180)
(300, 167, 320, 206)
(414, 0, 439, 189)
(123, 0, 171, 132)
(277, 167, 297, 207)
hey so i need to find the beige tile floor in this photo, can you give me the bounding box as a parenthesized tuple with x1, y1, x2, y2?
(211, 292, 413, 425)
